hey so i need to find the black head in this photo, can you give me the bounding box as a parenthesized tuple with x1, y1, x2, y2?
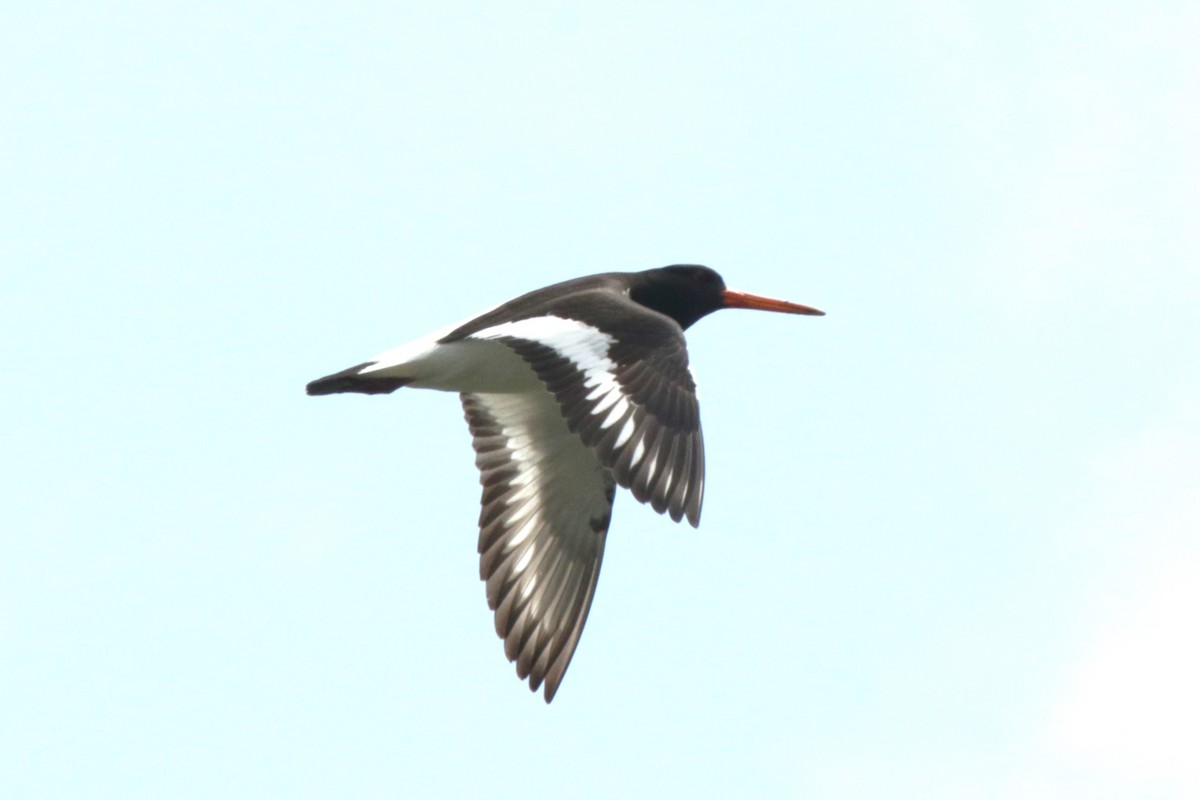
(628, 265, 728, 329)
(629, 264, 824, 329)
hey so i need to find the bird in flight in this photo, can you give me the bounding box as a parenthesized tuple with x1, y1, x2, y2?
(307, 264, 824, 701)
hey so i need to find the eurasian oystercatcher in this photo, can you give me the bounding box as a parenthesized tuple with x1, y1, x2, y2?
(307, 264, 823, 702)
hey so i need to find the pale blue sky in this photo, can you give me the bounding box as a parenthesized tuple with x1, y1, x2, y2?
(3, 2, 1198, 798)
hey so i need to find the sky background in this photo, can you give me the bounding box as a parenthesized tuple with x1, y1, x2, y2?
(3, 2, 1198, 798)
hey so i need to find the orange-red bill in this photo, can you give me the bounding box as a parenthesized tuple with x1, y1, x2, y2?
(722, 289, 825, 316)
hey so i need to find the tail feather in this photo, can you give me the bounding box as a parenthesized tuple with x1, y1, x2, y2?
(306, 362, 411, 396)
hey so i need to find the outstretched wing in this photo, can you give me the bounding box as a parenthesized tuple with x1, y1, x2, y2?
(458, 295, 705, 526)
(461, 390, 615, 703)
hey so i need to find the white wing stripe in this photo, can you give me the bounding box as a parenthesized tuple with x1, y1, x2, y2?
(614, 418, 637, 448)
(629, 435, 646, 468)
(591, 387, 622, 415)
(471, 316, 635, 436)
(600, 402, 628, 430)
